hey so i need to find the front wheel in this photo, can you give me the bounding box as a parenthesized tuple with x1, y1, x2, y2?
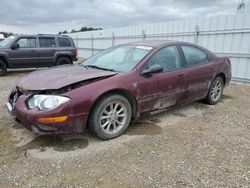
(89, 94, 132, 140)
(205, 77, 224, 105)
(0, 60, 7, 76)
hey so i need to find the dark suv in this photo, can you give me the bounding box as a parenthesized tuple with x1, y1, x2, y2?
(0, 34, 78, 76)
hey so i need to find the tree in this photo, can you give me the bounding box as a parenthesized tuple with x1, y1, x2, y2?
(58, 26, 102, 34)
(0, 32, 14, 38)
(80, 27, 87, 32)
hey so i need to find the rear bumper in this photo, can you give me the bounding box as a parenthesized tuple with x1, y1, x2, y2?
(9, 95, 88, 136)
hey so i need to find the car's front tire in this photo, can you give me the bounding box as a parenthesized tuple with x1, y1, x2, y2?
(205, 77, 224, 105)
(0, 60, 7, 76)
(89, 94, 132, 140)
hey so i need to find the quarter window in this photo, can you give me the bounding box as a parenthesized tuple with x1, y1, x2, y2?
(147, 46, 181, 72)
(181, 45, 209, 66)
(16, 38, 36, 48)
(39, 37, 56, 48)
(58, 38, 71, 47)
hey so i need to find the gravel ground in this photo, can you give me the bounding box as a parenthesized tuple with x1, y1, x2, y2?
(0, 69, 249, 188)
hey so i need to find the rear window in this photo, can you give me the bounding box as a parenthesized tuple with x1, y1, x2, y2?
(181, 45, 209, 66)
(39, 37, 56, 48)
(58, 38, 71, 47)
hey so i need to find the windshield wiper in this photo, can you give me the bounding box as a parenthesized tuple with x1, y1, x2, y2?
(83, 65, 116, 72)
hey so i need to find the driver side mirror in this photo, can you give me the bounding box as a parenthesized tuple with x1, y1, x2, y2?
(142, 64, 163, 76)
(11, 43, 19, 49)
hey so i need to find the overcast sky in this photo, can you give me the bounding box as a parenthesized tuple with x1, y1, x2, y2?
(0, 0, 247, 34)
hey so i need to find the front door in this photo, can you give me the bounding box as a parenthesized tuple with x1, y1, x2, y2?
(138, 45, 186, 112)
(9, 37, 38, 68)
(137, 73, 159, 113)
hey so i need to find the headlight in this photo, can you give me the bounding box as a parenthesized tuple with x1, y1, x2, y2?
(28, 95, 70, 111)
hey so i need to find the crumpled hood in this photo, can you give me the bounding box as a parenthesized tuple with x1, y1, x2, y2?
(16, 65, 117, 91)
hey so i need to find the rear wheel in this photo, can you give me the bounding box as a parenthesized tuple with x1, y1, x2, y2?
(0, 60, 7, 76)
(205, 77, 224, 105)
(89, 94, 132, 140)
(56, 57, 72, 66)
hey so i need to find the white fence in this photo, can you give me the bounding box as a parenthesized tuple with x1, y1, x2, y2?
(69, 14, 250, 83)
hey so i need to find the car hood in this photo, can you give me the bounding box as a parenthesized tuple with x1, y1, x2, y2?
(16, 65, 117, 91)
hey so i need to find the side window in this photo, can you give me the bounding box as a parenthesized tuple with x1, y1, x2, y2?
(58, 38, 71, 47)
(16, 38, 36, 48)
(181, 45, 209, 66)
(147, 46, 181, 72)
(39, 37, 56, 48)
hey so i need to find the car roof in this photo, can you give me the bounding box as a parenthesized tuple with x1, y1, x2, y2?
(128, 40, 212, 52)
(128, 40, 177, 48)
(15, 34, 70, 38)
(125, 40, 215, 57)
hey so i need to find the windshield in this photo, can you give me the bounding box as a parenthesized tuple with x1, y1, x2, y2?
(0, 36, 15, 47)
(82, 45, 153, 72)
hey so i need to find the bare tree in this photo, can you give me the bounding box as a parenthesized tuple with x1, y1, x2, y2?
(237, 0, 245, 14)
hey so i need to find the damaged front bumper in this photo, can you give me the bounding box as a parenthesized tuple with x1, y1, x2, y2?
(6, 102, 13, 114)
(7, 88, 88, 136)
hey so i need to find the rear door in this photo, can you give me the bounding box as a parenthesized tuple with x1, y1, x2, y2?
(179, 45, 215, 102)
(138, 45, 186, 112)
(37, 37, 57, 67)
(8, 37, 38, 68)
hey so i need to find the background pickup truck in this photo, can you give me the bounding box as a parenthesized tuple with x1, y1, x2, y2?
(0, 34, 78, 76)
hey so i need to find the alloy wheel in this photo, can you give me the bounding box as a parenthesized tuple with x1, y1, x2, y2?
(210, 79, 223, 102)
(99, 102, 127, 134)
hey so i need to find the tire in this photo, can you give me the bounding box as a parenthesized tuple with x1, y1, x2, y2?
(0, 60, 7, 76)
(56, 57, 72, 66)
(205, 77, 224, 105)
(89, 94, 132, 140)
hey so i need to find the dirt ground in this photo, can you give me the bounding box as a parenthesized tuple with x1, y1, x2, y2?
(0, 70, 249, 188)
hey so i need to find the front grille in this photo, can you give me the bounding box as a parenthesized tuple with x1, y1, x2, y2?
(37, 124, 58, 132)
(9, 87, 23, 106)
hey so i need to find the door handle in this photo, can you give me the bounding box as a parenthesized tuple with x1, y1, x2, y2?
(178, 73, 184, 77)
(209, 66, 214, 70)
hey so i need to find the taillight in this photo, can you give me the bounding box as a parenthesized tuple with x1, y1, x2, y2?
(73, 48, 78, 57)
(225, 57, 231, 66)
(225, 57, 232, 73)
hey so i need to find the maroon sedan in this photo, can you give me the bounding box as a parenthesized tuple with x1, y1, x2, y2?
(7, 41, 231, 139)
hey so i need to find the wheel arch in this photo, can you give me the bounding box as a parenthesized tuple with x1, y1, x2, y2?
(89, 89, 138, 121)
(216, 73, 226, 85)
(56, 55, 72, 61)
(0, 56, 9, 68)
(55, 52, 73, 64)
